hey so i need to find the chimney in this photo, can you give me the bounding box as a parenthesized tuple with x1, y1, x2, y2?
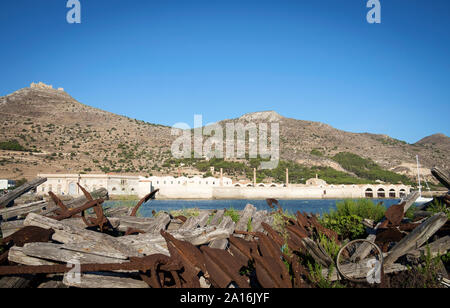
(286, 168, 289, 187)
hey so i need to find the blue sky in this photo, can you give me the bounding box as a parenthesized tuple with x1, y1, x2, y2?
(0, 0, 449, 143)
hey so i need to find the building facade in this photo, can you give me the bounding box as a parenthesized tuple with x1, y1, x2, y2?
(0, 180, 16, 191)
(36, 174, 411, 200)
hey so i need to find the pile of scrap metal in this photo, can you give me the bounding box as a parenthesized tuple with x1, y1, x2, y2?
(0, 169, 448, 289)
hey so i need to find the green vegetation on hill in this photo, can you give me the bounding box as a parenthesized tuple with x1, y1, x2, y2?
(0, 140, 29, 152)
(332, 152, 412, 184)
(173, 157, 373, 185)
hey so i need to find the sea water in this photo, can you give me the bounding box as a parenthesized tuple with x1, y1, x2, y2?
(103, 199, 401, 217)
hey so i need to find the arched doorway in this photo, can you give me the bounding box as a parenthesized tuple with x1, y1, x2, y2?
(389, 189, 396, 198)
(377, 188, 386, 198)
(365, 188, 374, 198)
(399, 189, 406, 198)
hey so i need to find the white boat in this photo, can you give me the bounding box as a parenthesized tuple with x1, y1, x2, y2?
(414, 155, 433, 206)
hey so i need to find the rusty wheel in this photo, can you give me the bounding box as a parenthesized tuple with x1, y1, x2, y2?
(336, 239, 384, 284)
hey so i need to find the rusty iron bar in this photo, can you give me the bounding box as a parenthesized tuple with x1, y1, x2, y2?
(1, 226, 55, 248)
(0, 253, 186, 288)
(130, 189, 159, 217)
(48, 191, 70, 216)
(50, 199, 104, 221)
(201, 246, 250, 288)
(160, 230, 206, 274)
(266, 198, 283, 213)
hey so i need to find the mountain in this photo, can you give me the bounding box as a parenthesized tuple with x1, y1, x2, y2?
(0, 84, 448, 184)
(0, 84, 175, 179)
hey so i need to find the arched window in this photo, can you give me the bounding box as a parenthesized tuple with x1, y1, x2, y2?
(389, 189, 396, 198)
(377, 188, 386, 198)
(365, 188, 373, 198)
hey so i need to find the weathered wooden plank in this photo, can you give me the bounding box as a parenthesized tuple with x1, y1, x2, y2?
(145, 212, 170, 234)
(324, 262, 408, 282)
(0, 276, 35, 289)
(350, 235, 377, 262)
(197, 212, 211, 228)
(22, 242, 128, 265)
(38, 280, 68, 288)
(1, 220, 24, 238)
(0, 200, 46, 217)
(406, 236, 450, 260)
(118, 225, 234, 254)
(116, 216, 155, 232)
(103, 207, 130, 218)
(61, 241, 130, 260)
(302, 237, 333, 268)
(431, 167, 450, 190)
(384, 213, 448, 266)
(235, 204, 256, 232)
(251, 211, 268, 233)
(209, 216, 235, 249)
(178, 212, 208, 231)
(209, 210, 225, 226)
(0, 177, 47, 209)
(63, 273, 149, 288)
(8, 246, 57, 266)
(403, 191, 420, 213)
(23, 213, 141, 257)
(166, 219, 183, 231)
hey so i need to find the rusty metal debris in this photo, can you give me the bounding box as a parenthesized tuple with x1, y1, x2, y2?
(201, 246, 250, 288)
(0, 175, 448, 288)
(266, 198, 283, 213)
(381, 201, 406, 228)
(130, 189, 159, 217)
(1, 226, 54, 248)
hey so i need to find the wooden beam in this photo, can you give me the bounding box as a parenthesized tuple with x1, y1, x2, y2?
(21, 242, 129, 265)
(235, 204, 256, 232)
(323, 262, 408, 282)
(23, 213, 141, 258)
(63, 273, 149, 288)
(1, 220, 24, 238)
(8, 246, 57, 266)
(403, 191, 420, 213)
(0, 201, 47, 221)
(431, 167, 450, 190)
(384, 213, 448, 266)
(406, 236, 450, 260)
(0, 178, 47, 208)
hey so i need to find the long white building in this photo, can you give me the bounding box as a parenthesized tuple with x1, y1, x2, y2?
(36, 173, 411, 200)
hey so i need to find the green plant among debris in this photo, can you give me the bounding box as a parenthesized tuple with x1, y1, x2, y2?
(416, 246, 445, 288)
(207, 213, 216, 225)
(318, 233, 341, 260)
(405, 205, 419, 220)
(320, 199, 386, 240)
(247, 218, 253, 232)
(427, 198, 450, 219)
(170, 208, 200, 218)
(329, 199, 386, 222)
(307, 262, 344, 288)
(224, 207, 240, 223)
(321, 214, 365, 240)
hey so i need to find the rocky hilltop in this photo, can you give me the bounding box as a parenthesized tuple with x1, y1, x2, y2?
(0, 84, 448, 183)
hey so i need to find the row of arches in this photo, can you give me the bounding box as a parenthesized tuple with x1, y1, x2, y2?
(233, 183, 281, 188)
(365, 187, 407, 198)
